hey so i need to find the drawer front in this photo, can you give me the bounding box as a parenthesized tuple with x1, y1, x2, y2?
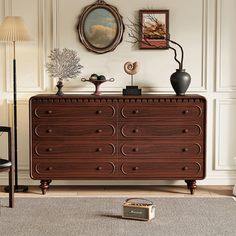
(119, 104, 204, 121)
(119, 159, 204, 178)
(33, 124, 116, 138)
(119, 141, 203, 158)
(33, 141, 116, 158)
(119, 124, 203, 138)
(33, 105, 116, 119)
(31, 159, 117, 178)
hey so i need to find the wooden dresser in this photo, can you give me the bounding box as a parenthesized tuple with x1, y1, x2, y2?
(29, 94, 206, 194)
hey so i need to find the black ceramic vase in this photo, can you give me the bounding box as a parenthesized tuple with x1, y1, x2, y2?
(170, 69, 191, 96)
(56, 80, 64, 96)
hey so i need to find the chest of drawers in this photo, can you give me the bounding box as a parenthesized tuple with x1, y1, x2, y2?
(29, 94, 206, 194)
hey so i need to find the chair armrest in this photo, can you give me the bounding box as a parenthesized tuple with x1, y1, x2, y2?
(0, 126, 11, 132)
(0, 126, 12, 162)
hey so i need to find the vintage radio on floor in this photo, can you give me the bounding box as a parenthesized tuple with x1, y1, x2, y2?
(122, 198, 155, 221)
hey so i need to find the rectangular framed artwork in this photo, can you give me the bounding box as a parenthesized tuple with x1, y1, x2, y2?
(139, 10, 169, 49)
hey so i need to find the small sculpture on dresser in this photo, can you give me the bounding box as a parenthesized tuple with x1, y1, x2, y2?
(46, 48, 83, 95)
(123, 61, 142, 95)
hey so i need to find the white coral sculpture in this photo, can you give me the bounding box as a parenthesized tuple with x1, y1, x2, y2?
(46, 48, 83, 81)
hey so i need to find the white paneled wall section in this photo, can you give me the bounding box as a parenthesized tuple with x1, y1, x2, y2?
(0, 0, 235, 185)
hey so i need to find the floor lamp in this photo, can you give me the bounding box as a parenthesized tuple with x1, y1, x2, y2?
(0, 16, 31, 192)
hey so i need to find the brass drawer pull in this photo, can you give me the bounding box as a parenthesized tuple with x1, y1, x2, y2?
(47, 166, 53, 171)
(133, 148, 139, 152)
(96, 166, 102, 171)
(96, 148, 102, 152)
(47, 110, 53, 114)
(47, 129, 53, 133)
(183, 129, 189, 133)
(182, 166, 189, 171)
(133, 167, 139, 171)
(47, 148, 53, 152)
(133, 110, 139, 114)
(133, 129, 139, 133)
(96, 129, 102, 133)
(96, 110, 102, 114)
(183, 148, 189, 152)
(183, 110, 189, 114)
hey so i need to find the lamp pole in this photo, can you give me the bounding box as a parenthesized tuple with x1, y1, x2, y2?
(0, 16, 31, 192)
(13, 41, 26, 191)
(13, 41, 28, 192)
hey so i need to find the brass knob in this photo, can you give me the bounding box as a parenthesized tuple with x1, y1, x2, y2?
(96, 129, 102, 133)
(47, 129, 52, 133)
(183, 110, 189, 114)
(182, 166, 189, 171)
(133, 110, 139, 114)
(96, 110, 102, 114)
(133, 167, 139, 171)
(47, 166, 53, 171)
(133, 148, 139, 152)
(47, 148, 53, 152)
(183, 148, 189, 152)
(96, 148, 102, 152)
(183, 129, 189, 133)
(47, 110, 52, 114)
(96, 166, 102, 171)
(133, 129, 139, 133)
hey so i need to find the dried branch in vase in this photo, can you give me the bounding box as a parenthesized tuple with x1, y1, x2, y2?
(127, 17, 184, 70)
(127, 15, 191, 96)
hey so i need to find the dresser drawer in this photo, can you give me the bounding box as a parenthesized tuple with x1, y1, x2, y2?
(33, 105, 116, 119)
(31, 159, 117, 179)
(33, 141, 116, 158)
(119, 123, 203, 138)
(119, 104, 203, 121)
(119, 159, 204, 178)
(33, 124, 116, 138)
(119, 141, 203, 158)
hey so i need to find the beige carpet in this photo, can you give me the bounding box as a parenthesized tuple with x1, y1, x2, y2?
(0, 197, 236, 236)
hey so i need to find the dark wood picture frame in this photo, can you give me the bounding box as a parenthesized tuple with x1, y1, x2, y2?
(77, 0, 125, 54)
(139, 10, 169, 49)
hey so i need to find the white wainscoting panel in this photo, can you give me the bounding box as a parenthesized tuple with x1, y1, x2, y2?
(7, 100, 29, 171)
(4, 0, 46, 92)
(216, 0, 236, 92)
(215, 99, 236, 170)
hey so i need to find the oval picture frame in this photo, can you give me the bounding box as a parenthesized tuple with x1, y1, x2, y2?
(77, 0, 125, 54)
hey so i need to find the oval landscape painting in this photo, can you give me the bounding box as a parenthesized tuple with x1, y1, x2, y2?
(84, 8, 117, 49)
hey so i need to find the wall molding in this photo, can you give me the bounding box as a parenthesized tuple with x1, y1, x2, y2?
(214, 98, 236, 170)
(1, 172, 236, 185)
(4, 0, 46, 93)
(7, 99, 29, 170)
(215, 0, 236, 92)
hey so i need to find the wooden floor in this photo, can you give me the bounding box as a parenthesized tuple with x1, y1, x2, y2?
(0, 185, 234, 198)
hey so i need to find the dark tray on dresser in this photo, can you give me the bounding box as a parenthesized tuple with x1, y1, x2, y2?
(29, 94, 206, 194)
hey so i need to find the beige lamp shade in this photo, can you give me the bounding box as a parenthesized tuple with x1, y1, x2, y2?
(0, 16, 31, 42)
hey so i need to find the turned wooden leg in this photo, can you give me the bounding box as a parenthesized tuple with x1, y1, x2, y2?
(185, 180, 197, 194)
(40, 180, 52, 195)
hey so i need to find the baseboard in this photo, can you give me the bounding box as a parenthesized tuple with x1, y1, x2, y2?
(1, 170, 236, 186)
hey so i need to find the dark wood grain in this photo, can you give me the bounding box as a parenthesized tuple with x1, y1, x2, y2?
(29, 94, 206, 195)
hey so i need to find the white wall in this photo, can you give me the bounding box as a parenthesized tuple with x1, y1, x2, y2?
(0, 0, 236, 186)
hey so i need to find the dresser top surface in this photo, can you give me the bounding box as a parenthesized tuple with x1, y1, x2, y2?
(30, 94, 206, 99)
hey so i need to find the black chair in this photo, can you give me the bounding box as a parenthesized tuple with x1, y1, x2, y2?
(0, 126, 14, 208)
